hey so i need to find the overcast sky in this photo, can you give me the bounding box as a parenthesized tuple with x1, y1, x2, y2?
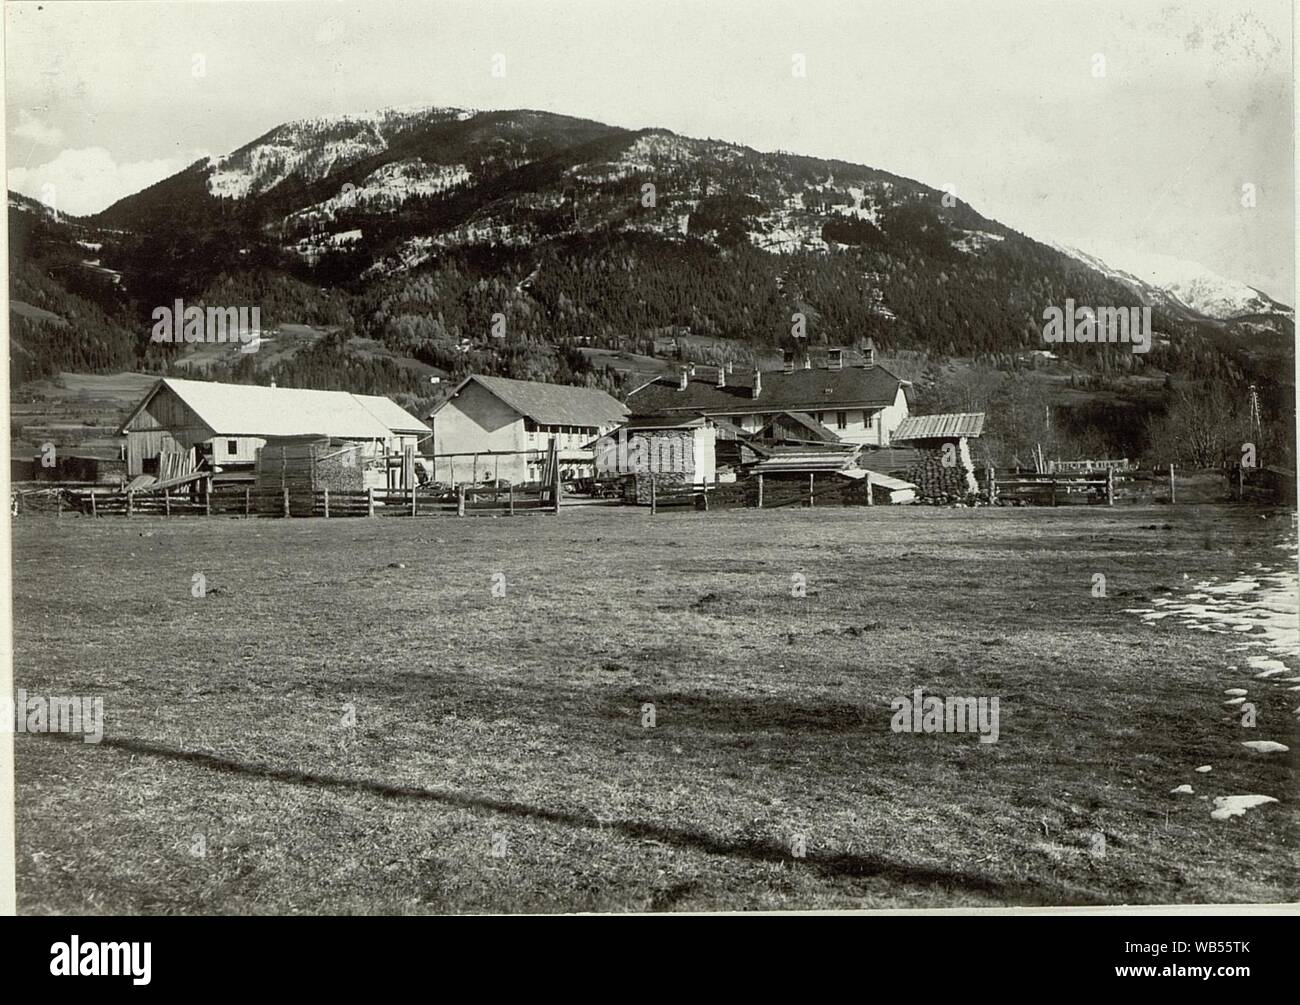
(4, 0, 1293, 301)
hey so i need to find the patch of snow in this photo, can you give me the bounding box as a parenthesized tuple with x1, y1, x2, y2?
(1240, 740, 1289, 753)
(288, 160, 471, 222)
(1210, 794, 1278, 820)
(953, 229, 1006, 254)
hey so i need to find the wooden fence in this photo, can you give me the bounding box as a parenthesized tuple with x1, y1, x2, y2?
(644, 473, 875, 513)
(65, 483, 559, 518)
(991, 467, 1115, 506)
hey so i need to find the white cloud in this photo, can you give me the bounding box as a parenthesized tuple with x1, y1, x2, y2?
(8, 146, 208, 216)
(11, 109, 65, 146)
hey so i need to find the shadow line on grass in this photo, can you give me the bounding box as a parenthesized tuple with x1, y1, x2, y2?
(36, 732, 1104, 907)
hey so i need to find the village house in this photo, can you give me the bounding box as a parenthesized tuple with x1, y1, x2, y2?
(119, 377, 430, 485)
(627, 340, 912, 448)
(428, 374, 628, 485)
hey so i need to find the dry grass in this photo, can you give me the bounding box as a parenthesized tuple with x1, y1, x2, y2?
(12, 504, 1299, 913)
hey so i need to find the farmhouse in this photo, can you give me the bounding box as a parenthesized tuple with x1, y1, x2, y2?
(628, 341, 911, 447)
(119, 377, 429, 485)
(428, 374, 628, 485)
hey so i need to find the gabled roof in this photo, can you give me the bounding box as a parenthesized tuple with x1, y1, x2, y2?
(762, 410, 841, 443)
(119, 377, 430, 439)
(434, 374, 628, 427)
(353, 393, 432, 434)
(892, 412, 985, 441)
(749, 444, 864, 475)
(628, 363, 905, 416)
(621, 413, 710, 431)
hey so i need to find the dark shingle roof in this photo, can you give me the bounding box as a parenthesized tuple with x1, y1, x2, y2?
(628, 364, 905, 416)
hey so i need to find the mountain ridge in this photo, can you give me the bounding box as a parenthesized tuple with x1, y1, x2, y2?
(9, 104, 1292, 414)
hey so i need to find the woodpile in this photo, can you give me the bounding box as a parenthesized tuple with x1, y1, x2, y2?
(904, 439, 982, 504)
(255, 436, 366, 494)
(633, 470, 691, 504)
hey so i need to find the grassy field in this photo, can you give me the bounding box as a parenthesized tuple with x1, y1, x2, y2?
(11, 504, 1299, 913)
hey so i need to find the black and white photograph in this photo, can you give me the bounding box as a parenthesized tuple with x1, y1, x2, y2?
(0, 0, 1296, 925)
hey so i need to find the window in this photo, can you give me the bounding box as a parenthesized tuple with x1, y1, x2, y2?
(227, 439, 239, 455)
(836, 411, 848, 430)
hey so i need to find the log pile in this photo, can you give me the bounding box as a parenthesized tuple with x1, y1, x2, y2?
(904, 439, 981, 504)
(255, 436, 366, 494)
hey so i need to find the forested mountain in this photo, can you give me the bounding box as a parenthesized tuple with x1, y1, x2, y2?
(8, 104, 1294, 447)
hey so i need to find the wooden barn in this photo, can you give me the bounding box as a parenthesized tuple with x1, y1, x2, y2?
(118, 377, 430, 487)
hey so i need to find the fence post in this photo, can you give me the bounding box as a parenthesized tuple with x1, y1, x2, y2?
(1051, 478, 1058, 507)
(90, 491, 98, 518)
(324, 488, 330, 519)
(410, 483, 417, 517)
(367, 487, 375, 517)
(245, 487, 251, 518)
(1106, 467, 1114, 506)
(1238, 464, 1244, 501)
(553, 460, 561, 516)
(865, 471, 874, 506)
(809, 473, 815, 508)
(757, 473, 763, 509)
(204, 479, 211, 517)
(164, 489, 171, 517)
(126, 491, 133, 518)
(1169, 463, 1175, 505)
(56, 493, 62, 519)
(650, 475, 657, 516)
(457, 485, 466, 517)
(283, 488, 290, 518)
(509, 483, 515, 516)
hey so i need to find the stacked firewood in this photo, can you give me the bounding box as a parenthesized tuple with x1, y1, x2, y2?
(904, 440, 980, 503)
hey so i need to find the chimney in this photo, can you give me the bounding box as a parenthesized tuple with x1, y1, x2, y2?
(716, 365, 726, 389)
(678, 368, 688, 391)
(827, 348, 843, 371)
(782, 350, 795, 374)
(863, 338, 875, 369)
(751, 369, 762, 399)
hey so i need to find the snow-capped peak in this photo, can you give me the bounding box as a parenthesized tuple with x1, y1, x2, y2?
(206, 105, 475, 200)
(1050, 242, 1291, 321)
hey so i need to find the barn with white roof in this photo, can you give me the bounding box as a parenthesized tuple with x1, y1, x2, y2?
(118, 377, 430, 481)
